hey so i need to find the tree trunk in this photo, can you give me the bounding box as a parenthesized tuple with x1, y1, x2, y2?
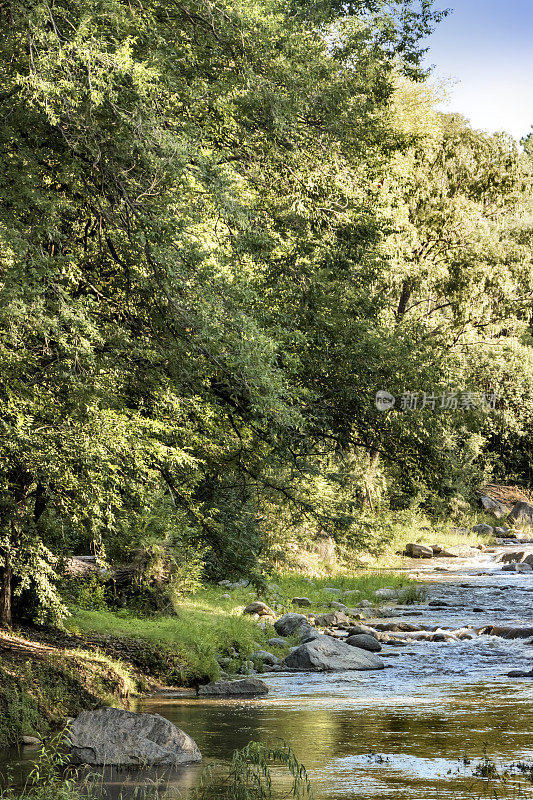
(396, 279, 411, 319)
(0, 555, 12, 627)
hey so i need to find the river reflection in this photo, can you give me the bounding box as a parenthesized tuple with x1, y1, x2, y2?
(134, 676, 532, 799)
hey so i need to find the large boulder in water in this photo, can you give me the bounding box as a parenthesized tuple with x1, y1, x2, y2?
(68, 707, 201, 766)
(345, 634, 382, 652)
(284, 635, 384, 671)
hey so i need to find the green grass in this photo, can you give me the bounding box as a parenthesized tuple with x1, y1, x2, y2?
(269, 573, 421, 608)
(68, 605, 275, 684)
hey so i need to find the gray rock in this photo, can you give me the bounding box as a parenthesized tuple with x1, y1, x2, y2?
(479, 625, 533, 639)
(480, 496, 511, 518)
(499, 551, 526, 563)
(472, 523, 493, 535)
(68, 708, 202, 766)
(506, 668, 533, 677)
(367, 608, 392, 618)
(330, 601, 348, 610)
(21, 736, 41, 746)
(323, 587, 342, 594)
(274, 613, 307, 636)
(284, 636, 384, 671)
(198, 679, 268, 696)
(243, 602, 275, 617)
(250, 650, 280, 666)
(274, 613, 319, 642)
(344, 608, 365, 619)
(346, 624, 378, 638)
(494, 526, 510, 535)
(221, 593, 231, 599)
(405, 543, 433, 558)
(291, 597, 312, 607)
(267, 637, 287, 648)
(501, 562, 532, 572)
(508, 501, 533, 526)
(218, 580, 232, 586)
(345, 634, 382, 652)
(374, 588, 397, 600)
(314, 611, 350, 628)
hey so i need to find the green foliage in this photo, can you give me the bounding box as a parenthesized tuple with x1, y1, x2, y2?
(0, 0, 531, 630)
(67, 574, 109, 612)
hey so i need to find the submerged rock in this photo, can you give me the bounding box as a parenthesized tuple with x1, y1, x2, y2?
(506, 668, 533, 677)
(283, 635, 384, 671)
(198, 678, 269, 696)
(438, 546, 480, 558)
(68, 707, 202, 766)
(479, 625, 533, 639)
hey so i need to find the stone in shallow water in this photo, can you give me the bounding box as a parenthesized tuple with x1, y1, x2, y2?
(284, 635, 384, 671)
(68, 707, 202, 766)
(506, 668, 533, 677)
(345, 634, 382, 652)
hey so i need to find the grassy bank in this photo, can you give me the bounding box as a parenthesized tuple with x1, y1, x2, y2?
(0, 632, 136, 748)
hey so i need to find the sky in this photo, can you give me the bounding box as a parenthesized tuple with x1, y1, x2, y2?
(422, 0, 533, 142)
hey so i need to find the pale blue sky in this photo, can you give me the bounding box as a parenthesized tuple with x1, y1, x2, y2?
(423, 0, 533, 141)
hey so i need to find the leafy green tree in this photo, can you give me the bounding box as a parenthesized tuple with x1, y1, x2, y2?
(0, 0, 446, 624)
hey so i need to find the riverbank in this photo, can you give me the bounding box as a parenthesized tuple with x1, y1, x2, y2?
(0, 572, 419, 747)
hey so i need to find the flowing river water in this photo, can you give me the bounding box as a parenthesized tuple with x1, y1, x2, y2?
(4, 541, 533, 799)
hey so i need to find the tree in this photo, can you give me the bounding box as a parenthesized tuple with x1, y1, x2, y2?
(0, 0, 447, 623)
